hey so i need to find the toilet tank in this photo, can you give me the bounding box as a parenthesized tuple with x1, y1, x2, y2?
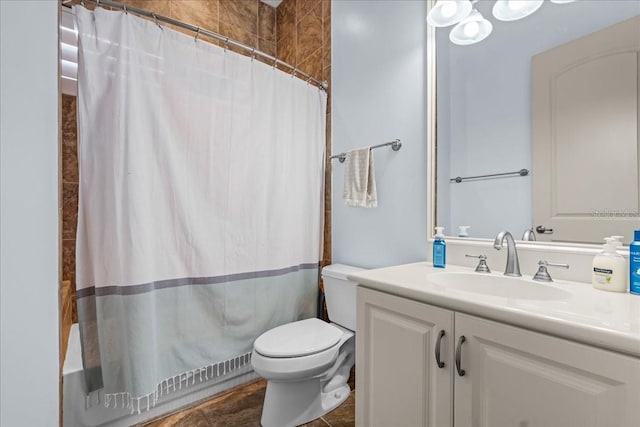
(321, 264, 365, 331)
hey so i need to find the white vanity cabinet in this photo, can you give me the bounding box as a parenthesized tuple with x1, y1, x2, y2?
(356, 286, 640, 427)
(355, 286, 454, 427)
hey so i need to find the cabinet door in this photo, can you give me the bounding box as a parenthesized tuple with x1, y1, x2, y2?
(356, 287, 454, 427)
(454, 313, 640, 427)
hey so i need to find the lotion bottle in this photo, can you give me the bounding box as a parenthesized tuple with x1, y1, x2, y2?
(630, 230, 640, 295)
(433, 227, 446, 268)
(592, 236, 627, 292)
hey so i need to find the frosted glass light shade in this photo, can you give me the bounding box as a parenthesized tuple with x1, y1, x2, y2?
(492, 0, 544, 21)
(550, 0, 577, 3)
(427, 0, 473, 27)
(449, 10, 493, 45)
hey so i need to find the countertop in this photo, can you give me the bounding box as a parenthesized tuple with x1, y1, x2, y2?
(348, 262, 640, 357)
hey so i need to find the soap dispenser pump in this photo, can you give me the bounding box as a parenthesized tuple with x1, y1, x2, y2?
(433, 227, 446, 268)
(458, 225, 470, 237)
(592, 236, 627, 292)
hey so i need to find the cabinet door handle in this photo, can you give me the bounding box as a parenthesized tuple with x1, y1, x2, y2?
(455, 335, 466, 376)
(435, 329, 445, 368)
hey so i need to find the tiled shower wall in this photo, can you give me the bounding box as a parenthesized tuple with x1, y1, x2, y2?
(60, 0, 331, 357)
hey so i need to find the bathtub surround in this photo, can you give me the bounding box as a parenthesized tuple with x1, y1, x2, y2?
(1, 1, 60, 425)
(62, 94, 79, 330)
(74, 5, 325, 412)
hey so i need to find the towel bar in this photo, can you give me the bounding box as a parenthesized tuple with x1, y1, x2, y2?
(330, 139, 402, 163)
(449, 168, 529, 183)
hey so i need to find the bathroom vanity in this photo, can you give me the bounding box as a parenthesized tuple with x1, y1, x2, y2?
(349, 263, 640, 427)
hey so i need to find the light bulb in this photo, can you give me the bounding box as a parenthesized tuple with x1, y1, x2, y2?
(449, 9, 493, 45)
(441, 2, 458, 18)
(508, 0, 526, 10)
(427, 0, 473, 27)
(463, 21, 480, 37)
(493, 0, 543, 21)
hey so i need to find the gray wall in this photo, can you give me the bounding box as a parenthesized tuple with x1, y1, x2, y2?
(436, 1, 640, 239)
(1, 1, 60, 425)
(332, 0, 429, 269)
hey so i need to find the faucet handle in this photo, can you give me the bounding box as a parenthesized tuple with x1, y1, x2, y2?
(533, 260, 569, 282)
(465, 254, 491, 273)
(522, 228, 536, 241)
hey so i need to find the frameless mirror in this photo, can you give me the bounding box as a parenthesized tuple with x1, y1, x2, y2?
(435, 0, 640, 245)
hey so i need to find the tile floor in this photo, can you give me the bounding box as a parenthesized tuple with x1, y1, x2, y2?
(140, 370, 355, 427)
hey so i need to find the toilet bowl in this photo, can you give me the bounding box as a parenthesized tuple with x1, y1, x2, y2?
(251, 264, 363, 427)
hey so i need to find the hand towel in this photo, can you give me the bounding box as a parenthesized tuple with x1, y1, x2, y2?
(343, 147, 377, 208)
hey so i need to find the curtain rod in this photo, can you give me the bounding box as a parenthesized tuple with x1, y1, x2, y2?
(76, 0, 328, 91)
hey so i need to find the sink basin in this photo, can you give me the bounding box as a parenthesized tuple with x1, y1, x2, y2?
(428, 272, 572, 301)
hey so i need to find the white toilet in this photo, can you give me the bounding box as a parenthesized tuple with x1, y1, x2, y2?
(251, 264, 363, 427)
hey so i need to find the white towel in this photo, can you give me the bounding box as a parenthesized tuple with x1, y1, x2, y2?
(343, 147, 377, 208)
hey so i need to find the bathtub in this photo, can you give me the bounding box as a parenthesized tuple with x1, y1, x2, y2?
(63, 324, 259, 427)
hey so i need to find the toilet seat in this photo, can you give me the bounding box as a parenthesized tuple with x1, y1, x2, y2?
(251, 322, 354, 381)
(254, 318, 343, 358)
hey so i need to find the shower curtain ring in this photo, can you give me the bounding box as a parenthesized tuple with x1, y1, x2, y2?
(272, 58, 278, 70)
(291, 67, 297, 78)
(224, 38, 229, 52)
(152, 13, 161, 28)
(123, 4, 128, 14)
(194, 27, 201, 43)
(251, 48, 256, 61)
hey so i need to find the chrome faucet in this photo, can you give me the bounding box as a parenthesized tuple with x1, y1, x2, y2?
(494, 231, 521, 277)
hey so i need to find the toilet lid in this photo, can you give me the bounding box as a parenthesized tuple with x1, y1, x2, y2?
(254, 318, 343, 358)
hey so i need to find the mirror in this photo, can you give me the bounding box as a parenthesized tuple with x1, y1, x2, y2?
(435, 0, 639, 245)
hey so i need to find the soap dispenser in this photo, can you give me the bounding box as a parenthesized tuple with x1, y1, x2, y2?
(631, 230, 640, 295)
(592, 236, 627, 292)
(433, 227, 446, 268)
(458, 225, 470, 237)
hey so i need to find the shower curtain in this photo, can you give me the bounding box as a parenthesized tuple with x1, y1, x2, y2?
(74, 6, 326, 412)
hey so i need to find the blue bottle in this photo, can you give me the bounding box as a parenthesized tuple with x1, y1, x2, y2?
(630, 230, 640, 295)
(433, 227, 446, 268)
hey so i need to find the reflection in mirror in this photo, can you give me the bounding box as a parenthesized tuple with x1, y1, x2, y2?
(435, 0, 640, 245)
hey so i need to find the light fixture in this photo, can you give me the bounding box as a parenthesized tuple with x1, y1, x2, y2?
(492, 0, 544, 21)
(429, 0, 576, 46)
(449, 9, 493, 45)
(427, 0, 473, 27)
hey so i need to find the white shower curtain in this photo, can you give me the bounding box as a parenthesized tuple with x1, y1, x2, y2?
(74, 6, 326, 412)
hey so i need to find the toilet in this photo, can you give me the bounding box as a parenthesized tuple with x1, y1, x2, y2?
(251, 264, 363, 427)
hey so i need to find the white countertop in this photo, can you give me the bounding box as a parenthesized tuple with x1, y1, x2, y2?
(348, 262, 640, 357)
